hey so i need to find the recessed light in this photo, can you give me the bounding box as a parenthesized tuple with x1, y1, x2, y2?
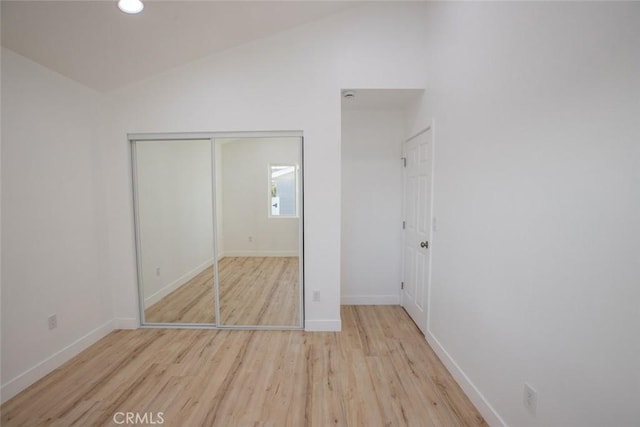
(118, 0, 144, 14)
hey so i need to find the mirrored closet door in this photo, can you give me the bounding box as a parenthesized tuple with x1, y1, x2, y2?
(131, 133, 303, 329)
(215, 137, 302, 327)
(132, 138, 216, 325)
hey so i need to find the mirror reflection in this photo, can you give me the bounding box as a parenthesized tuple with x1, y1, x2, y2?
(132, 134, 303, 328)
(215, 137, 301, 326)
(134, 139, 216, 324)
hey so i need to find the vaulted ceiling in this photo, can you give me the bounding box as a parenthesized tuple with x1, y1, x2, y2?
(1, 1, 355, 92)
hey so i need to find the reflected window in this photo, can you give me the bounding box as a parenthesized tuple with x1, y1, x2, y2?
(270, 164, 297, 217)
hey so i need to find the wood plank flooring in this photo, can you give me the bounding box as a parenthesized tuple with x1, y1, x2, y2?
(1, 306, 486, 427)
(144, 257, 300, 326)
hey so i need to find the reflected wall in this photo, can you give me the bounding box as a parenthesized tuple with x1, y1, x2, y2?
(134, 139, 215, 324)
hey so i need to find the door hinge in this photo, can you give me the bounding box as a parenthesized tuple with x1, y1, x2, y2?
(401, 282, 404, 290)
(402, 221, 406, 229)
(402, 157, 407, 167)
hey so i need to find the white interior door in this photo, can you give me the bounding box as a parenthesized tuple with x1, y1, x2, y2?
(401, 128, 432, 334)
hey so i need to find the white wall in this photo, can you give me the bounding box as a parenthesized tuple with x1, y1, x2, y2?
(341, 109, 405, 304)
(405, 3, 640, 427)
(218, 137, 299, 257)
(0, 7, 4, 399)
(105, 3, 429, 332)
(135, 139, 213, 308)
(1, 48, 113, 401)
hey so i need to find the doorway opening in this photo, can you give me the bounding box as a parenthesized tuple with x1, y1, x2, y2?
(339, 88, 433, 333)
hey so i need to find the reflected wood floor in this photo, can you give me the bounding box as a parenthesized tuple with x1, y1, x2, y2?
(1, 306, 486, 427)
(144, 257, 299, 326)
(145, 266, 216, 324)
(218, 257, 299, 326)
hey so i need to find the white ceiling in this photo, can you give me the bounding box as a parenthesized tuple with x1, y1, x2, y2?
(1, 1, 355, 92)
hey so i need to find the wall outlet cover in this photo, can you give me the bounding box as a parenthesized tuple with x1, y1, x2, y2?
(48, 314, 57, 330)
(524, 383, 537, 416)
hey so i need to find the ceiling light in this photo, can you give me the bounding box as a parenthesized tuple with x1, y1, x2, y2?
(118, 0, 144, 14)
(342, 90, 356, 99)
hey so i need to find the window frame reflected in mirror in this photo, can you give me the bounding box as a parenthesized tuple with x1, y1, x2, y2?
(269, 163, 299, 219)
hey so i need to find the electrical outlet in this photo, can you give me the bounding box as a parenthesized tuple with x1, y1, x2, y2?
(48, 314, 57, 330)
(523, 383, 537, 415)
(156, 267, 161, 276)
(312, 290, 320, 302)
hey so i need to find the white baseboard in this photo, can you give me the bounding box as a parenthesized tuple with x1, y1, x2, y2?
(223, 251, 298, 257)
(425, 330, 506, 427)
(304, 319, 341, 332)
(341, 294, 400, 305)
(1, 319, 115, 403)
(114, 317, 139, 329)
(144, 259, 213, 309)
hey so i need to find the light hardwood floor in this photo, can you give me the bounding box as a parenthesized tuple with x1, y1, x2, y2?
(144, 257, 300, 326)
(1, 306, 486, 426)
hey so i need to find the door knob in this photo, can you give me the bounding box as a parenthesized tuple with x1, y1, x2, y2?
(420, 241, 429, 249)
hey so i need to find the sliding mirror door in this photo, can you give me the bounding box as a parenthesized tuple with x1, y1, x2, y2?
(215, 137, 303, 328)
(132, 139, 216, 325)
(131, 133, 303, 329)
